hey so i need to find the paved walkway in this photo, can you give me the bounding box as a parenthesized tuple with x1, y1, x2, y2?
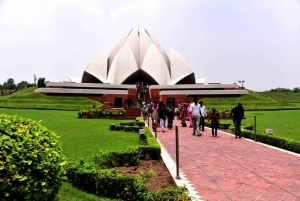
(146, 118, 300, 201)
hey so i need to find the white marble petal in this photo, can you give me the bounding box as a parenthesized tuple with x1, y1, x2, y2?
(139, 28, 152, 68)
(142, 44, 171, 85)
(170, 48, 193, 83)
(107, 43, 138, 84)
(149, 33, 171, 75)
(67, 76, 81, 83)
(169, 72, 194, 85)
(83, 47, 109, 82)
(124, 28, 140, 68)
(108, 31, 131, 71)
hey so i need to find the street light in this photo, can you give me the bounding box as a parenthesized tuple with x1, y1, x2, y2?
(238, 80, 245, 88)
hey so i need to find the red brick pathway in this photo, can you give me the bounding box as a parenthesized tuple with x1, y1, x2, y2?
(147, 118, 300, 201)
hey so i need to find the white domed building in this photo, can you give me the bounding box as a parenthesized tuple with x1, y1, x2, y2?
(36, 27, 247, 112)
(81, 27, 195, 85)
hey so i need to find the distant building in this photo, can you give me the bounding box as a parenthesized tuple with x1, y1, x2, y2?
(35, 27, 247, 107)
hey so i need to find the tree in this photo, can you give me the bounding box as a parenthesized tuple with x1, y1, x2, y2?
(17, 81, 30, 89)
(294, 87, 300, 93)
(37, 77, 46, 88)
(3, 78, 16, 90)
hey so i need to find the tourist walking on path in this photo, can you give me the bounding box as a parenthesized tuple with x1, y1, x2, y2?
(190, 97, 202, 136)
(231, 103, 244, 138)
(199, 101, 207, 131)
(208, 107, 220, 137)
(158, 103, 168, 132)
(166, 102, 174, 129)
(147, 102, 152, 117)
(177, 101, 181, 110)
(186, 102, 193, 128)
(151, 102, 158, 131)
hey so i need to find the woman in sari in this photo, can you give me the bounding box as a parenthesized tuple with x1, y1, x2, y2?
(180, 104, 187, 127)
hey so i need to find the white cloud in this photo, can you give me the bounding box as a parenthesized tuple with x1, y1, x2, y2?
(0, 0, 104, 27)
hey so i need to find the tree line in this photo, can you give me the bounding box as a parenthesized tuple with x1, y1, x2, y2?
(264, 87, 300, 93)
(0, 78, 46, 90)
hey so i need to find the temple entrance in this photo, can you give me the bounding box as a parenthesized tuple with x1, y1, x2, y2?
(114, 98, 123, 108)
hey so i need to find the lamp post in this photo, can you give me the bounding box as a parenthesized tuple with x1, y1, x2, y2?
(238, 80, 245, 88)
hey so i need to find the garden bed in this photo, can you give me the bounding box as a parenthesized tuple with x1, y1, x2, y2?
(114, 160, 176, 192)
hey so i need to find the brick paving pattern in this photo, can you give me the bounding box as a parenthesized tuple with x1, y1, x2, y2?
(147, 117, 300, 201)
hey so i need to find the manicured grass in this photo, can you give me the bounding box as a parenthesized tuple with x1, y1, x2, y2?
(0, 87, 101, 110)
(0, 108, 146, 162)
(219, 110, 300, 141)
(0, 108, 146, 201)
(262, 92, 300, 103)
(202, 90, 299, 111)
(58, 182, 121, 201)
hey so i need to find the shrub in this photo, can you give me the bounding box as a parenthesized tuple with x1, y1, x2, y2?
(142, 109, 149, 116)
(137, 121, 145, 127)
(66, 162, 151, 200)
(128, 122, 135, 126)
(152, 186, 192, 201)
(92, 149, 141, 168)
(120, 122, 129, 126)
(66, 161, 192, 201)
(110, 123, 116, 130)
(137, 127, 161, 160)
(229, 126, 300, 154)
(244, 125, 254, 131)
(134, 126, 141, 132)
(115, 125, 124, 131)
(124, 126, 135, 132)
(0, 114, 66, 200)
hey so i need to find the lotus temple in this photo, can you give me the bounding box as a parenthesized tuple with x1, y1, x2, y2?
(36, 27, 247, 107)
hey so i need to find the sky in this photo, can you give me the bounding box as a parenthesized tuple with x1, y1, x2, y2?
(0, 0, 299, 91)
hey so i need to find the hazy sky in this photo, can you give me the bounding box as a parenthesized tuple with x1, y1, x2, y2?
(1, 0, 299, 91)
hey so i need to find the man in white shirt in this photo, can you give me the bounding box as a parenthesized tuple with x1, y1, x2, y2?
(199, 101, 207, 131)
(190, 97, 202, 136)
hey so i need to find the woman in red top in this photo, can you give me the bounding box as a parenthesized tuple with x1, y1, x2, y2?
(208, 108, 220, 137)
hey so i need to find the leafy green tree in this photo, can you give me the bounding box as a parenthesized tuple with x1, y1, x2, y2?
(17, 81, 30, 89)
(3, 78, 16, 90)
(37, 77, 46, 88)
(0, 84, 3, 90)
(293, 87, 300, 93)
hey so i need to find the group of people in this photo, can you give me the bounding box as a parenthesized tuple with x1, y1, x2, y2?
(179, 98, 244, 138)
(178, 97, 207, 136)
(147, 98, 244, 138)
(149, 101, 175, 132)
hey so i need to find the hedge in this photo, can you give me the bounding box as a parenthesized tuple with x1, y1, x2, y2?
(231, 127, 300, 154)
(66, 161, 192, 201)
(0, 113, 66, 200)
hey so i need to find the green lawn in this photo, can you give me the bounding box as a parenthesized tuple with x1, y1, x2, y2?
(0, 87, 101, 110)
(0, 108, 146, 162)
(58, 182, 121, 201)
(0, 108, 145, 201)
(219, 110, 300, 141)
(202, 90, 299, 111)
(262, 91, 300, 103)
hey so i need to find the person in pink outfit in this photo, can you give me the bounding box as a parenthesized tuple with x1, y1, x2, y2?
(187, 102, 193, 128)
